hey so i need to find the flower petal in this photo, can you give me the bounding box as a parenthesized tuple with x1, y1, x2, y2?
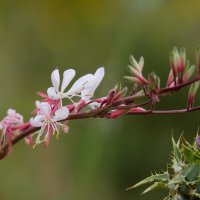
(47, 87, 60, 100)
(66, 74, 93, 96)
(81, 67, 105, 100)
(51, 69, 60, 92)
(81, 89, 92, 101)
(35, 100, 41, 108)
(30, 115, 45, 127)
(7, 109, 16, 116)
(61, 69, 76, 92)
(53, 107, 69, 121)
(38, 102, 51, 116)
(91, 67, 105, 90)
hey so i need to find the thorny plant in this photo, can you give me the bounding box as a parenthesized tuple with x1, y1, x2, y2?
(128, 135, 200, 200)
(1, 46, 200, 160)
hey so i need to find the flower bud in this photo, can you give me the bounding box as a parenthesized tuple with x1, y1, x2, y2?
(109, 108, 130, 119)
(129, 56, 141, 72)
(170, 47, 187, 84)
(167, 69, 174, 87)
(114, 87, 128, 100)
(148, 72, 160, 91)
(129, 107, 147, 112)
(124, 76, 141, 84)
(170, 47, 179, 75)
(126, 56, 149, 85)
(187, 81, 200, 108)
(183, 65, 195, 82)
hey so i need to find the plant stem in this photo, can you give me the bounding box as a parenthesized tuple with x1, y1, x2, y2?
(0, 77, 200, 160)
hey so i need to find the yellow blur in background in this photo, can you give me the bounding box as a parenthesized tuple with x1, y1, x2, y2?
(0, 0, 200, 199)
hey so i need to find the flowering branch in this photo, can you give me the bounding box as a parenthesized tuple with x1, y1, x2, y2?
(1, 46, 200, 160)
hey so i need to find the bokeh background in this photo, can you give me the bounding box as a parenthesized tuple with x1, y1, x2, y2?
(0, 0, 200, 199)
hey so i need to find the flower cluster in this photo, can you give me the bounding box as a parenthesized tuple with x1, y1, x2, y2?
(31, 67, 105, 147)
(0, 67, 105, 153)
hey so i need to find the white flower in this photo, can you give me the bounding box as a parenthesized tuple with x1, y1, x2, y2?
(47, 69, 76, 100)
(30, 102, 69, 147)
(47, 67, 105, 102)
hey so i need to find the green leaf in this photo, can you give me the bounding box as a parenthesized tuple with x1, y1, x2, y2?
(182, 141, 200, 162)
(172, 137, 181, 162)
(184, 163, 200, 182)
(142, 182, 166, 194)
(128, 172, 169, 190)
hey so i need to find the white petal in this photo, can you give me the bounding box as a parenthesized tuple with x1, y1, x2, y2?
(7, 109, 16, 115)
(61, 69, 76, 92)
(38, 102, 51, 116)
(53, 107, 69, 121)
(81, 67, 105, 98)
(30, 115, 45, 127)
(92, 67, 105, 90)
(47, 87, 60, 100)
(51, 69, 60, 92)
(66, 74, 93, 96)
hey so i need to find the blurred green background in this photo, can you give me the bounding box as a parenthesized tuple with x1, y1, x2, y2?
(0, 0, 200, 199)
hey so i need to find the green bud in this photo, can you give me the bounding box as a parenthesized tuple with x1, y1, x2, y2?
(124, 76, 140, 84)
(188, 81, 200, 98)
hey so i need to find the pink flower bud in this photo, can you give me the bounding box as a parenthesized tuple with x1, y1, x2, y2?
(129, 107, 147, 112)
(108, 109, 130, 119)
(167, 69, 174, 87)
